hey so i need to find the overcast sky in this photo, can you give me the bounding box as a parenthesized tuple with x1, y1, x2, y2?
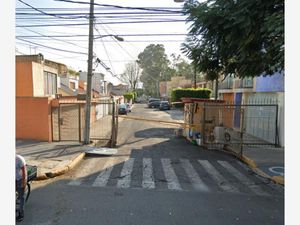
(15, 0, 192, 84)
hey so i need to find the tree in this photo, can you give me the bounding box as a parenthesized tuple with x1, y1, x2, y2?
(170, 53, 194, 80)
(181, 0, 284, 79)
(120, 62, 141, 91)
(68, 68, 80, 76)
(137, 44, 170, 97)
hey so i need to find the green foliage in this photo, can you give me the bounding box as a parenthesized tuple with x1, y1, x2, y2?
(123, 92, 135, 101)
(171, 88, 211, 102)
(137, 44, 170, 97)
(68, 68, 80, 76)
(182, 0, 284, 79)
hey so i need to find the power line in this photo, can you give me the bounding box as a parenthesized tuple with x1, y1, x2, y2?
(16, 19, 187, 28)
(16, 33, 189, 38)
(16, 38, 88, 55)
(17, 0, 88, 19)
(54, 0, 183, 13)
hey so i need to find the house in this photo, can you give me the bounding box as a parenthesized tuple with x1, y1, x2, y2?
(79, 71, 106, 95)
(58, 72, 81, 96)
(16, 54, 67, 141)
(218, 72, 284, 146)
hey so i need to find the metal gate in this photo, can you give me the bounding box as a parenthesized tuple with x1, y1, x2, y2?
(202, 103, 279, 155)
(52, 101, 118, 146)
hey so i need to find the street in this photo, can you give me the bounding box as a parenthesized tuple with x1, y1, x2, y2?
(22, 104, 284, 225)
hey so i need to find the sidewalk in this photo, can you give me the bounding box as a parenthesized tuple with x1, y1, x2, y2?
(16, 140, 88, 180)
(240, 146, 284, 185)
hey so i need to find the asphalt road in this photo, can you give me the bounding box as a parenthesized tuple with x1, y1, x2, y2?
(21, 104, 284, 225)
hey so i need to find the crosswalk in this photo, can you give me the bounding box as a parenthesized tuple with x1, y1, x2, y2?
(68, 157, 270, 196)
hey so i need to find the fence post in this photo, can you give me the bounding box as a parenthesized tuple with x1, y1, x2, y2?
(78, 104, 81, 142)
(275, 104, 279, 147)
(58, 104, 61, 141)
(239, 108, 244, 157)
(201, 102, 206, 146)
(111, 102, 116, 148)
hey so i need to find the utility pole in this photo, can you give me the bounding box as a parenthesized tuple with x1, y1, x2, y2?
(84, 0, 95, 144)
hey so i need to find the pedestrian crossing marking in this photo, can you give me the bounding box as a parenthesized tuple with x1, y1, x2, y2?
(198, 160, 239, 193)
(180, 159, 210, 192)
(117, 158, 135, 188)
(142, 158, 155, 189)
(161, 158, 182, 190)
(217, 160, 269, 196)
(68, 157, 271, 196)
(92, 166, 114, 187)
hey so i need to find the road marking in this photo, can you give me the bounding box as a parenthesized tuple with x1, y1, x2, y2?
(180, 159, 210, 192)
(117, 158, 135, 188)
(68, 179, 82, 186)
(92, 166, 114, 187)
(198, 160, 238, 193)
(217, 161, 269, 196)
(268, 166, 284, 176)
(142, 158, 155, 189)
(161, 158, 182, 190)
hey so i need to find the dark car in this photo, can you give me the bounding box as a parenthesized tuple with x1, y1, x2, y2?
(159, 101, 171, 110)
(118, 103, 128, 115)
(148, 100, 161, 108)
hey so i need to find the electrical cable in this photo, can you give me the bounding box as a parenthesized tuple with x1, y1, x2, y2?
(16, 19, 187, 28)
(17, 0, 88, 19)
(17, 38, 88, 55)
(54, 0, 183, 13)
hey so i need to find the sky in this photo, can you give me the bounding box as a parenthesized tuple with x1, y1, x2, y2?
(15, 0, 193, 85)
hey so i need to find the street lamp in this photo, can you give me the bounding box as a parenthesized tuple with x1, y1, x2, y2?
(94, 35, 124, 42)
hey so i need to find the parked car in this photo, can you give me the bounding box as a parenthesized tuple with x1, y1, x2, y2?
(159, 101, 171, 110)
(118, 103, 128, 115)
(126, 103, 132, 112)
(148, 100, 161, 108)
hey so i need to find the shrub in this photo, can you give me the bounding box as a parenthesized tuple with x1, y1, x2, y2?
(123, 92, 135, 102)
(171, 88, 211, 102)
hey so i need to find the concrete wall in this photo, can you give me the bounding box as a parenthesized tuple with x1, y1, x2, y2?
(16, 97, 52, 141)
(32, 62, 44, 96)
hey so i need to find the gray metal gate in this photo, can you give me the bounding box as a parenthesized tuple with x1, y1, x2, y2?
(52, 101, 118, 146)
(202, 103, 279, 155)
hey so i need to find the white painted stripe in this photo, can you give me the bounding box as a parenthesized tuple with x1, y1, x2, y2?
(180, 159, 210, 192)
(142, 158, 155, 189)
(92, 166, 114, 187)
(198, 160, 238, 193)
(161, 158, 182, 190)
(217, 161, 269, 196)
(68, 179, 82, 186)
(117, 158, 135, 188)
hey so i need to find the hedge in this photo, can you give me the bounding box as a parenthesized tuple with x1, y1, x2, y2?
(171, 88, 211, 102)
(123, 92, 137, 101)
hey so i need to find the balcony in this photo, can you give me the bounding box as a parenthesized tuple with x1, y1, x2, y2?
(218, 77, 233, 90)
(233, 78, 253, 89)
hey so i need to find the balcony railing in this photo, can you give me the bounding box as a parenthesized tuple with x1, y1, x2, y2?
(233, 78, 253, 89)
(218, 77, 233, 89)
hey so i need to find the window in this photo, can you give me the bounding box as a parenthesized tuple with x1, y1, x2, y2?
(44, 71, 57, 95)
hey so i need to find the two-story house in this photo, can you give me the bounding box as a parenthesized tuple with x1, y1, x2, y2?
(16, 54, 67, 141)
(218, 72, 284, 146)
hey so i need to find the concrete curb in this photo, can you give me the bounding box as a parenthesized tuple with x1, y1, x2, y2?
(223, 146, 284, 186)
(35, 152, 86, 180)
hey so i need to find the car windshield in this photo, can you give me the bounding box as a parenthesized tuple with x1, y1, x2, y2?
(119, 104, 126, 109)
